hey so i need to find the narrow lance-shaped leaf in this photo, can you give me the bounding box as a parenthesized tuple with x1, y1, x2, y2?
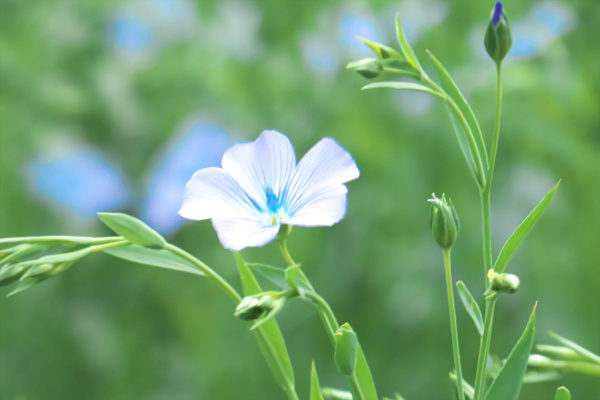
(395, 15, 424, 75)
(234, 253, 296, 394)
(446, 107, 480, 185)
(362, 82, 445, 98)
(427, 50, 488, 171)
(98, 212, 166, 249)
(484, 303, 537, 400)
(555, 386, 571, 400)
(457, 281, 484, 336)
(104, 245, 205, 277)
(310, 361, 325, 400)
(549, 331, 600, 364)
(494, 181, 561, 273)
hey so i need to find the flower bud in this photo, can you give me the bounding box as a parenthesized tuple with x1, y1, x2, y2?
(428, 193, 460, 250)
(488, 269, 520, 294)
(484, 2, 512, 63)
(346, 58, 383, 79)
(334, 323, 358, 376)
(234, 292, 280, 321)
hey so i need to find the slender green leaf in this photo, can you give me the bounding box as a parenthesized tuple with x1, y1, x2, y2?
(18, 247, 94, 267)
(522, 371, 560, 383)
(310, 361, 325, 400)
(395, 15, 423, 74)
(484, 304, 537, 400)
(98, 213, 165, 248)
(428, 50, 488, 170)
(0, 236, 97, 246)
(549, 331, 600, 364)
(457, 281, 484, 336)
(234, 253, 296, 393)
(445, 107, 479, 184)
(104, 245, 205, 277)
(555, 386, 571, 400)
(362, 81, 444, 98)
(248, 263, 312, 292)
(7, 277, 42, 296)
(494, 181, 561, 273)
(321, 388, 352, 400)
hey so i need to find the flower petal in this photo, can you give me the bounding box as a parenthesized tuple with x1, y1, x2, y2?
(178, 167, 259, 221)
(212, 217, 281, 251)
(286, 184, 349, 227)
(286, 138, 359, 218)
(221, 130, 296, 211)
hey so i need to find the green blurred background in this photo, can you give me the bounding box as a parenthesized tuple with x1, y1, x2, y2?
(1, 0, 598, 398)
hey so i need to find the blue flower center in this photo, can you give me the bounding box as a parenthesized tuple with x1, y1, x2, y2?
(264, 183, 286, 226)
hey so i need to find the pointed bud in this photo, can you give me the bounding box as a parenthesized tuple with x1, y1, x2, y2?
(334, 323, 358, 376)
(428, 193, 460, 250)
(484, 2, 512, 63)
(346, 58, 383, 79)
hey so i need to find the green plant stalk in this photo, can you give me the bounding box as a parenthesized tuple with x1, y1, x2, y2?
(473, 63, 504, 400)
(170, 243, 300, 400)
(279, 240, 366, 400)
(303, 291, 365, 400)
(443, 249, 465, 400)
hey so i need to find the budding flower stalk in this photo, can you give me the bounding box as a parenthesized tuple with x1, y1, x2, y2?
(428, 193, 460, 250)
(484, 1, 513, 63)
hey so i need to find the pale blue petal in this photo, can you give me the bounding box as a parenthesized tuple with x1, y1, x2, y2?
(178, 167, 260, 221)
(221, 130, 296, 212)
(285, 137, 359, 219)
(212, 217, 280, 251)
(286, 185, 349, 227)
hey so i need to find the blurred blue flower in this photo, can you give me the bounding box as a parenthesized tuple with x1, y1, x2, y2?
(141, 122, 231, 235)
(111, 15, 152, 54)
(339, 12, 381, 57)
(391, 0, 449, 42)
(179, 130, 360, 251)
(26, 151, 130, 219)
(509, 1, 575, 59)
(300, 33, 339, 77)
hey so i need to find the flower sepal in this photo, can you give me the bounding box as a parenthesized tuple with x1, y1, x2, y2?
(234, 291, 288, 330)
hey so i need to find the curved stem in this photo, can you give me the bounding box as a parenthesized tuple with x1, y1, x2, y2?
(443, 249, 465, 400)
(165, 243, 241, 303)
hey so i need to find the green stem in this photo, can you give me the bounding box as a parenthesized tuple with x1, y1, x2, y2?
(90, 239, 129, 252)
(473, 299, 497, 400)
(474, 64, 503, 400)
(278, 240, 366, 400)
(443, 249, 465, 400)
(165, 243, 241, 303)
(303, 291, 365, 400)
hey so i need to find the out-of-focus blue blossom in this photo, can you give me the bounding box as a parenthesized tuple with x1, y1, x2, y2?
(111, 15, 152, 55)
(387, 0, 449, 43)
(25, 150, 130, 219)
(206, 1, 263, 61)
(339, 10, 381, 58)
(300, 33, 340, 78)
(141, 119, 231, 235)
(109, 0, 198, 64)
(509, 1, 575, 59)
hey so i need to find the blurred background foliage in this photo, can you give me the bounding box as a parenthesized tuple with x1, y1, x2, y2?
(1, 0, 598, 399)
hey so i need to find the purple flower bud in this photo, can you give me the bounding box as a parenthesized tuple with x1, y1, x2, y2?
(492, 1, 504, 26)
